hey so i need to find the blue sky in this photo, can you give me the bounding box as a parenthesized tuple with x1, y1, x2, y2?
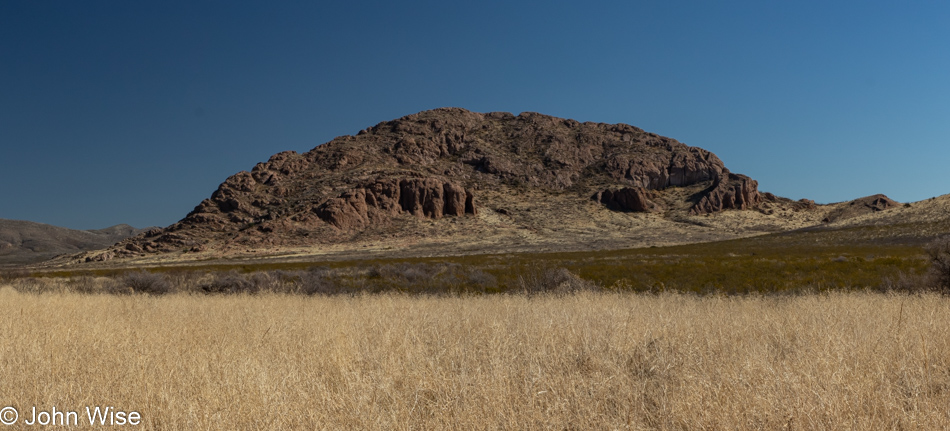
(2, 1, 948, 230)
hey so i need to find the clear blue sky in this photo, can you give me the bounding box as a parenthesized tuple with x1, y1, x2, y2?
(2, 1, 948, 230)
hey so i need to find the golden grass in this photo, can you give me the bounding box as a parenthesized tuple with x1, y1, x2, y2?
(1, 288, 949, 429)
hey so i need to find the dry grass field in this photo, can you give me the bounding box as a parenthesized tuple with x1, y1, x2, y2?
(1, 287, 949, 430)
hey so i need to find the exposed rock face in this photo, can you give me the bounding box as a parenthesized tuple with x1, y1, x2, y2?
(79, 108, 769, 260)
(594, 187, 661, 213)
(690, 172, 762, 215)
(604, 149, 723, 190)
(315, 178, 476, 230)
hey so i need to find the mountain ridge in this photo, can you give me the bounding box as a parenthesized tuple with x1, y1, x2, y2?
(0, 219, 149, 265)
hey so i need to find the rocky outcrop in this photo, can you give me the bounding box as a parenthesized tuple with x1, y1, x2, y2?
(594, 187, 661, 213)
(315, 178, 476, 229)
(604, 149, 724, 190)
(71, 107, 772, 262)
(690, 172, 762, 215)
(171, 107, 751, 233)
(863, 194, 900, 211)
(822, 194, 900, 223)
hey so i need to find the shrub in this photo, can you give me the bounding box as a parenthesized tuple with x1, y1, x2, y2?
(199, 270, 305, 294)
(300, 267, 349, 296)
(370, 263, 433, 284)
(882, 271, 927, 293)
(518, 266, 597, 295)
(251, 270, 300, 294)
(0, 268, 30, 284)
(111, 271, 173, 295)
(11, 277, 54, 294)
(364, 262, 502, 295)
(71, 276, 103, 294)
(925, 236, 950, 293)
(200, 271, 255, 294)
(452, 266, 497, 293)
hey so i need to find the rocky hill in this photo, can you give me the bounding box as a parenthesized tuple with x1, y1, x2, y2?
(0, 219, 148, 265)
(65, 108, 905, 265)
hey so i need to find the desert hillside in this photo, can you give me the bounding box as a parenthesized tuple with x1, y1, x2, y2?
(58, 108, 923, 266)
(0, 219, 148, 265)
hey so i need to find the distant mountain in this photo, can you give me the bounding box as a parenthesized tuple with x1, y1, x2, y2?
(0, 219, 149, 265)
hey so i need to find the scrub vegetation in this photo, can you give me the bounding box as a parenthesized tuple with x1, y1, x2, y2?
(1, 289, 950, 430)
(2, 234, 948, 429)
(6, 230, 933, 295)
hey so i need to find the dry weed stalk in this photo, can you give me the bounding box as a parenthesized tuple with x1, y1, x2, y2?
(0, 288, 948, 429)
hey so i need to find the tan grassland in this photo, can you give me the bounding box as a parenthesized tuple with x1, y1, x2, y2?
(1, 288, 949, 430)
